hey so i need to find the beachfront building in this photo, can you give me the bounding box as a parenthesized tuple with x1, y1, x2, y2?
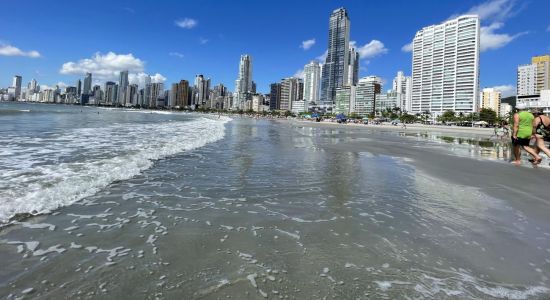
(354, 76, 382, 117)
(252, 94, 265, 112)
(279, 77, 303, 111)
(270, 83, 282, 110)
(234, 54, 253, 110)
(319, 7, 350, 109)
(517, 55, 550, 108)
(481, 88, 501, 116)
(303, 61, 321, 105)
(83, 72, 92, 95)
(12, 75, 22, 100)
(411, 15, 480, 117)
(347, 47, 359, 86)
(500, 103, 512, 118)
(291, 100, 308, 114)
(117, 70, 129, 105)
(375, 91, 401, 115)
(392, 71, 412, 112)
(334, 85, 356, 115)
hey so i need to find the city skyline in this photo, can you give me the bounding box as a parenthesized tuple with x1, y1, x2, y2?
(1, 0, 549, 96)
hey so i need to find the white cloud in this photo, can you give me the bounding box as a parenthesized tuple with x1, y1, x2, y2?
(464, 0, 516, 22)
(293, 69, 305, 79)
(60, 52, 145, 80)
(487, 85, 515, 97)
(128, 72, 166, 88)
(401, 42, 413, 53)
(199, 37, 209, 45)
(351, 40, 388, 59)
(316, 50, 328, 62)
(480, 22, 527, 52)
(0, 43, 40, 58)
(300, 39, 316, 50)
(169, 52, 184, 58)
(175, 18, 198, 29)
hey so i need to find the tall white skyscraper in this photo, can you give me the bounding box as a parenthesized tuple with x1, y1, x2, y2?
(234, 54, 253, 109)
(12, 75, 22, 100)
(194, 74, 211, 106)
(320, 7, 350, 108)
(303, 61, 321, 104)
(411, 15, 480, 116)
(392, 71, 412, 112)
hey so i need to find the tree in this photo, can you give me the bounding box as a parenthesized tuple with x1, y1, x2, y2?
(438, 110, 456, 123)
(400, 113, 416, 124)
(479, 108, 497, 125)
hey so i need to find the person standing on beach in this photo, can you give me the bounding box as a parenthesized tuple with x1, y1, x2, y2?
(532, 109, 550, 161)
(511, 103, 541, 165)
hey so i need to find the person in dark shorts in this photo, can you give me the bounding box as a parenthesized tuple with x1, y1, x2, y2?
(532, 109, 550, 161)
(511, 103, 541, 165)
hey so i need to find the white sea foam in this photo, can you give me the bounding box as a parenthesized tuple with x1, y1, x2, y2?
(0, 116, 230, 223)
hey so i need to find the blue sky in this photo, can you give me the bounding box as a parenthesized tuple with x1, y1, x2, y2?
(1, 0, 549, 95)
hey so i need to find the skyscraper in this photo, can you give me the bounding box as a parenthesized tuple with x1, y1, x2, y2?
(83, 73, 92, 95)
(118, 70, 129, 105)
(76, 79, 82, 97)
(481, 88, 501, 116)
(303, 61, 321, 104)
(320, 8, 350, 108)
(171, 80, 189, 108)
(12, 75, 22, 100)
(532, 55, 550, 93)
(411, 15, 480, 116)
(234, 54, 253, 109)
(392, 71, 412, 112)
(270, 83, 282, 110)
(517, 55, 550, 104)
(347, 47, 359, 86)
(194, 75, 210, 106)
(354, 76, 382, 116)
(279, 77, 303, 111)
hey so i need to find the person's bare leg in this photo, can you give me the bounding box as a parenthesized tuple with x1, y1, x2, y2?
(512, 144, 521, 165)
(522, 145, 542, 164)
(536, 135, 550, 158)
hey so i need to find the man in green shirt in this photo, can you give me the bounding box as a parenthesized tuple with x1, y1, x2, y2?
(511, 103, 542, 165)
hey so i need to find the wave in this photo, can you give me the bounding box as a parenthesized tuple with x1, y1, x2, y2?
(0, 116, 230, 224)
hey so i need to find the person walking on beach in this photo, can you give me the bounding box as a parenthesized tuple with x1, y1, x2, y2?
(511, 103, 541, 165)
(532, 109, 550, 161)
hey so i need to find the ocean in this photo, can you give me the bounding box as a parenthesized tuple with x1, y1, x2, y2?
(1, 102, 550, 299)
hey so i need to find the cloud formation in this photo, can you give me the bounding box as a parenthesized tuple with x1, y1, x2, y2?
(352, 40, 388, 59)
(464, 0, 517, 22)
(487, 84, 515, 97)
(401, 42, 413, 53)
(0, 43, 40, 58)
(480, 22, 527, 52)
(129, 72, 166, 87)
(199, 37, 209, 45)
(316, 50, 328, 62)
(169, 52, 184, 58)
(60, 52, 145, 79)
(175, 18, 198, 29)
(300, 39, 316, 50)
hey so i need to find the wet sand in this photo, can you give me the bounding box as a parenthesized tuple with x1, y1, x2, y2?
(1, 118, 550, 299)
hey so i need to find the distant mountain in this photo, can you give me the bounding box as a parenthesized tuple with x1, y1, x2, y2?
(501, 96, 516, 107)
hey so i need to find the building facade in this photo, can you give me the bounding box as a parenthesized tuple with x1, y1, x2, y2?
(411, 15, 480, 116)
(319, 7, 350, 108)
(354, 76, 382, 117)
(234, 54, 253, 109)
(481, 88, 501, 116)
(303, 61, 321, 105)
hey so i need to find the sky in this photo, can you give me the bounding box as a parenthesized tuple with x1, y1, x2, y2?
(0, 0, 549, 96)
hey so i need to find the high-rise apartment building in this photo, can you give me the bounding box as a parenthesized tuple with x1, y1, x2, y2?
(104, 82, 117, 104)
(279, 77, 303, 111)
(347, 47, 359, 86)
(411, 15, 480, 116)
(76, 79, 82, 97)
(234, 54, 253, 109)
(83, 73, 92, 95)
(532, 55, 550, 93)
(270, 83, 282, 110)
(171, 80, 189, 108)
(303, 61, 321, 104)
(334, 85, 356, 115)
(193, 75, 210, 106)
(392, 71, 412, 112)
(354, 76, 382, 116)
(481, 88, 501, 116)
(12, 75, 22, 100)
(118, 70, 129, 105)
(320, 8, 350, 108)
